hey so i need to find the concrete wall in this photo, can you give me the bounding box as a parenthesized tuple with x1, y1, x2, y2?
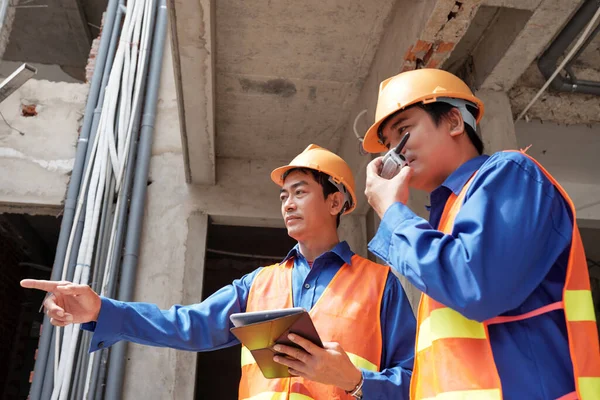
(515, 121, 600, 226)
(121, 34, 371, 398)
(0, 79, 87, 214)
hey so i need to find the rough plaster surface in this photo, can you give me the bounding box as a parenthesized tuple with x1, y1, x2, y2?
(510, 86, 600, 125)
(0, 79, 87, 211)
(510, 64, 600, 125)
(214, 0, 397, 161)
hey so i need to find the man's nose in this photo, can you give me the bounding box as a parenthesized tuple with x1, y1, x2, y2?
(284, 197, 296, 211)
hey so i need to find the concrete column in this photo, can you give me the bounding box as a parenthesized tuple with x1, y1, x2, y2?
(476, 89, 518, 152)
(339, 214, 368, 258)
(363, 189, 427, 316)
(122, 162, 208, 399)
(174, 212, 208, 399)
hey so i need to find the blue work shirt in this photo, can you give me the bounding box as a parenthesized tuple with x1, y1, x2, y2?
(83, 241, 416, 399)
(369, 151, 576, 399)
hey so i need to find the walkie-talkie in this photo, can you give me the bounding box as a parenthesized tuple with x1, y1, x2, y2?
(379, 132, 410, 179)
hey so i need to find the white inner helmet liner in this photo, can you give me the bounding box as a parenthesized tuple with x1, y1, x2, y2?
(328, 176, 352, 214)
(435, 97, 479, 133)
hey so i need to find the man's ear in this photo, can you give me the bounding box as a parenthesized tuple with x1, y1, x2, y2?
(448, 108, 465, 137)
(329, 192, 345, 216)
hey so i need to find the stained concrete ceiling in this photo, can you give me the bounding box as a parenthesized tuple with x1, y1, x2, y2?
(214, 0, 395, 161)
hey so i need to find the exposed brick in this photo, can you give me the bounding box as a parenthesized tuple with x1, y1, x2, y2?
(436, 41, 455, 54)
(412, 40, 433, 60)
(21, 104, 37, 117)
(85, 12, 105, 83)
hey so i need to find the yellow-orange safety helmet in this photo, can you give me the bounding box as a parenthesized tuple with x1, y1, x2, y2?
(363, 69, 485, 153)
(271, 144, 357, 215)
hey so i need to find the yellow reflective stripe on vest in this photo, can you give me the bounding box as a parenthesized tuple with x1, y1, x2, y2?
(244, 392, 314, 400)
(346, 352, 378, 372)
(241, 346, 255, 367)
(422, 388, 501, 400)
(242, 346, 377, 372)
(579, 377, 600, 399)
(417, 308, 486, 352)
(565, 290, 596, 322)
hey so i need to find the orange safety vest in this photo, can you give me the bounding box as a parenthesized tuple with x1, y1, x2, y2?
(410, 152, 600, 400)
(238, 254, 389, 400)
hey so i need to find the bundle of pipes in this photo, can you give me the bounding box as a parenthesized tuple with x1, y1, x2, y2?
(28, 0, 167, 399)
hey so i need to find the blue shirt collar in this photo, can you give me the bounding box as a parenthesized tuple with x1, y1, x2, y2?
(281, 240, 354, 266)
(438, 155, 489, 195)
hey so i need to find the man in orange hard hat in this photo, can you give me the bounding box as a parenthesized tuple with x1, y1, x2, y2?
(363, 68, 600, 399)
(23, 145, 416, 399)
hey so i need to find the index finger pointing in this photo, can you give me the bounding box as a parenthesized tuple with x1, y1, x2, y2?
(21, 279, 65, 293)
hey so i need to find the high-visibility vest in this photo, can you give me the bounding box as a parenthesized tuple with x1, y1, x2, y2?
(410, 151, 600, 400)
(239, 254, 389, 400)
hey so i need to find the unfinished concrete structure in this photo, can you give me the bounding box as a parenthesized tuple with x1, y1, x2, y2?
(0, 0, 598, 398)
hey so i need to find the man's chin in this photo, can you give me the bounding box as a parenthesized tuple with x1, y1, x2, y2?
(286, 226, 304, 241)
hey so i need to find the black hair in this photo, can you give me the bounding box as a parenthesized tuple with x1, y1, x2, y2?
(281, 168, 342, 227)
(379, 101, 484, 155)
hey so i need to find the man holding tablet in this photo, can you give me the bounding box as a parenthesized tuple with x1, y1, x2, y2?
(22, 144, 416, 399)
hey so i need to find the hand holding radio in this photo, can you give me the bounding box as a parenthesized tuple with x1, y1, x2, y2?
(379, 132, 410, 179)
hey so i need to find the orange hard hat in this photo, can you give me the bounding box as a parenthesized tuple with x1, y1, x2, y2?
(363, 69, 485, 153)
(271, 144, 357, 215)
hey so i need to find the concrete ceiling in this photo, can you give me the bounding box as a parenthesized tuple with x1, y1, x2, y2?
(214, 0, 395, 161)
(576, 29, 600, 67)
(1, 0, 106, 81)
(506, 3, 600, 124)
(172, 0, 600, 189)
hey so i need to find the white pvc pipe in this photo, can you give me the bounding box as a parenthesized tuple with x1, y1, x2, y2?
(50, 1, 158, 397)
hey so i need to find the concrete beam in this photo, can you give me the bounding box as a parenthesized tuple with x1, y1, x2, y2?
(174, 211, 208, 400)
(168, 0, 216, 185)
(476, 89, 518, 151)
(470, 7, 532, 89)
(483, 0, 542, 10)
(479, 0, 581, 91)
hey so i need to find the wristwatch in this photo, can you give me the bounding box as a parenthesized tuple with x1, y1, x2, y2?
(346, 374, 364, 399)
